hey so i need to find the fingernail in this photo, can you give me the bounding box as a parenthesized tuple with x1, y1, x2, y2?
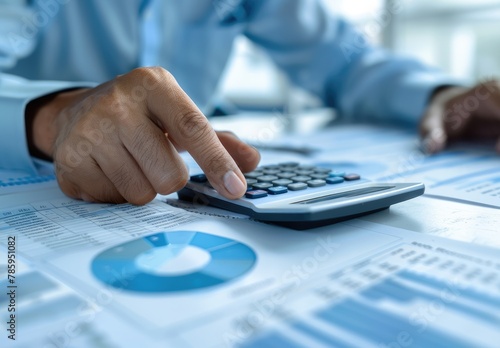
(223, 171, 246, 197)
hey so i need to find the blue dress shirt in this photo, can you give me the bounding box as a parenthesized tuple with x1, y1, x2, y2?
(0, 0, 455, 174)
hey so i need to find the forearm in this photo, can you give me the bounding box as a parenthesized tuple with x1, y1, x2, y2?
(244, 0, 461, 126)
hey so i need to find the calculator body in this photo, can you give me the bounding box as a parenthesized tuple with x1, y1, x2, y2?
(177, 168, 424, 229)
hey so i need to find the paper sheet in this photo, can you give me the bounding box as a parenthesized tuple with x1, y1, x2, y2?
(1, 189, 499, 347)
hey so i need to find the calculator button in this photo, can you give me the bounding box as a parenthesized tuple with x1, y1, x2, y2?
(245, 171, 263, 179)
(288, 183, 308, 191)
(267, 186, 288, 195)
(263, 169, 281, 175)
(279, 162, 299, 167)
(310, 173, 328, 180)
(326, 177, 344, 184)
(272, 179, 293, 187)
(280, 166, 298, 172)
(245, 179, 258, 188)
(307, 179, 326, 188)
(253, 182, 273, 190)
(329, 171, 346, 177)
(313, 167, 332, 174)
(344, 173, 361, 181)
(245, 190, 268, 199)
(291, 176, 312, 183)
(297, 165, 315, 170)
(205, 181, 214, 188)
(277, 172, 296, 179)
(190, 174, 207, 183)
(295, 170, 314, 176)
(262, 165, 281, 170)
(257, 175, 279, 183)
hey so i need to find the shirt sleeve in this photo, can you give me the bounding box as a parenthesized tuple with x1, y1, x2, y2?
(0, 74, 93, 174)
(243, 0, 461, 126)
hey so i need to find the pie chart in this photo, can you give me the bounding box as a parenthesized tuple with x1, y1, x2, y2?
(91, 231, 256, 292)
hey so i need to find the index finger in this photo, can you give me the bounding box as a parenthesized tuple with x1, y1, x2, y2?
(143, 68, 247, 199)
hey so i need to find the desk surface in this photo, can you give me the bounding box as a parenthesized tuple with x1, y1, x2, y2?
(1, 112, 499, 348)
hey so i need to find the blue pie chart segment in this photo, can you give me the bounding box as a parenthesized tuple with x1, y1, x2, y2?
(91, 231, 256, 293)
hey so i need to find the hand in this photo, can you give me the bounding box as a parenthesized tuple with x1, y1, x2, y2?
(420, 80, 500, 154)
(28, 67, 260, 204)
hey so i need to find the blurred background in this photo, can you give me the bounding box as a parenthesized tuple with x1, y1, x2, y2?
(215, 0, 500, 117)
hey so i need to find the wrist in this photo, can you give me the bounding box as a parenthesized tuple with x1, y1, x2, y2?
(428, 85, 468, 107)
(26, 88, 89, 159)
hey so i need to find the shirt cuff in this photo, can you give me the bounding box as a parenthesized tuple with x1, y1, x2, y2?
(0, 74, 95, 174)
(389, 71, 464, 126)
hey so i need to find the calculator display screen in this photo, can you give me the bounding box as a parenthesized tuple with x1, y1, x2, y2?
(292, 186, 394, 205)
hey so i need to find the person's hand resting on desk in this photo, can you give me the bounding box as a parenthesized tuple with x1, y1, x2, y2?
(420, 80, 500, 154)
(26, 67, 260, 204)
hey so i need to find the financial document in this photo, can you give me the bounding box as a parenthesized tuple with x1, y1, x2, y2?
(1, 187, 499, 348)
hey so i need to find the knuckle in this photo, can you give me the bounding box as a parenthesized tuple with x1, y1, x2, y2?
(129, 189, 156, 206)
(200, 150, 228, 177)
(129, 122, 150, 147)
(107, 163, 155, 205)
(157, 166, 189, 195)
(108, 164, 133, 193)
(129, 66, 174, 85)
(94, 185, 126, 204)
(57, 178, 79, 199)
(177, 111, 211, 142)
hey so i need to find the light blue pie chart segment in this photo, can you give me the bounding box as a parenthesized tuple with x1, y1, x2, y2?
(91, 231, 256, 293)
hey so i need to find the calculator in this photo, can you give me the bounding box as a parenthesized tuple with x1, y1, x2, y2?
(177, 162, 424, 229)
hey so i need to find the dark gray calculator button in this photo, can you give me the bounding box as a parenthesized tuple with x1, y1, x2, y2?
(291, 176, 312, 183)
(267, 186, 288, 195)
(295, 170, 314, 176)
(314, 167, 332, 174)
(279, 162, 299, 167)
(245, 190, 268, 199)
(307, 179, 326, 188)
(245, 171, 263, 179)
(263, 169, 281, 175)
(253, 182, 273, 190)
(257, 175, 279, 183)
(245, 179, 258, 188)
(298, 165, 315, 170)
(310, 173, 328, 179)
(280, 167, 297, 173)
(262, 165, 280, 170)
(277, 172, 296, 179)
(288, 183, 308, 191)
(344, 173, 361, 181)
(190, 174, 207, 183)
(272, 179, 293, 186)
(326, 177, 344, 184)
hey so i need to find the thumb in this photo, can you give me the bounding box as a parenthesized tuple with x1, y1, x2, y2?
(420, 107, 448, 154)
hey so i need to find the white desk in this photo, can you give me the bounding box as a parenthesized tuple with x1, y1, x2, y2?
(1, 112, 499, 348)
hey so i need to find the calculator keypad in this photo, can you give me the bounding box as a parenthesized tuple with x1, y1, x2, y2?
(189, 163, 361, 200)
